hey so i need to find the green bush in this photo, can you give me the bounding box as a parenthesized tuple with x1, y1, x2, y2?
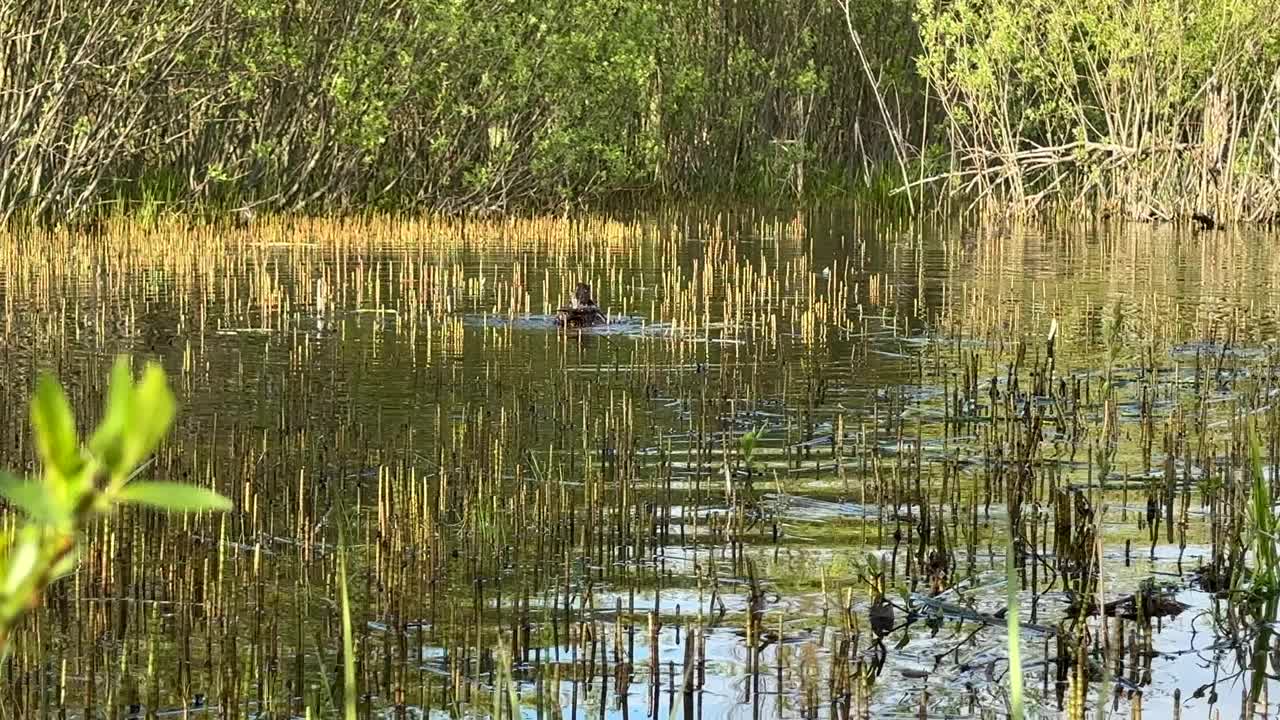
(915, 0, 1280, 217)
(1, 0, 922, 219)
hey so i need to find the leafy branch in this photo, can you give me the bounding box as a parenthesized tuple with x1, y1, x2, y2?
(0, 357, 231, 657)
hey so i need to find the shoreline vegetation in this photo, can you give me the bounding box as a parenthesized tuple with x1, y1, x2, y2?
(3, 0, 1278, 226)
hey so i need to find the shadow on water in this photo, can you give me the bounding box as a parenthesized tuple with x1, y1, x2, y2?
(3, 211, 1280, 718)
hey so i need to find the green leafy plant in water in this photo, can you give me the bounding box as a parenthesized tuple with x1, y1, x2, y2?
(1244, 423, 1279, 708)
(337, 533, 357, 720)
(0, 356, 231, 658)
(731, 425, 767, 508)
(1247, 425, 1278, 595)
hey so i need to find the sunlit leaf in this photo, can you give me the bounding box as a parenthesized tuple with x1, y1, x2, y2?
(114, 364, 175, 477)
(0, 473, 64, 525)
(130, 363, 176, 460)
(739, 425, 764, 465)
(88, 357, 136, 471)
(90, 359, 176, 480)
(30, 374, 80, 478)
(118, 482, 231, 513)
(1006, 520, 1023, 720)
(2, 533, 39, 596)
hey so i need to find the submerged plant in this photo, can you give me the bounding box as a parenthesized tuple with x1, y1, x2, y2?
(0, 357, 231, 657)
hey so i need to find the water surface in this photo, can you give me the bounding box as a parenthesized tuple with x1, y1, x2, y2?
(2, 211, 1279, 719)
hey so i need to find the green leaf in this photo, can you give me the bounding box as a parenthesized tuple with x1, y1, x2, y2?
(118, 482, 231, 513)
(114, 363, 176, 476)
(89, 359, 176, 480)
(128, 363, 176, 463)
(1006, 520, 1023, 720)
(0, 473, 64, 525)
(739, 426, 764, 465)
(338, 535, 357, 720)
(2, 532, 39, 596)
(88, 357, 136, 471)
(30, 374, 80, 478)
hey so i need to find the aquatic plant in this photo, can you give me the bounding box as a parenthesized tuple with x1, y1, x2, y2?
(0, 215, 1278, 718)
(1246, 425, 1278, 597)
(739, 425, 765, 473)
(337, 535, 357, 720)
(1006, 521, 1023, 720)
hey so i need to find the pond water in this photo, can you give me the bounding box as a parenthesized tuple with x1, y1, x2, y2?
(2, 209, 1280, 719)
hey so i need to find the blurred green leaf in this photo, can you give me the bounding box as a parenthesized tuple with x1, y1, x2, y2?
(89, 357, 135, 473)
(0, 358, 230, 661)
(118, 482, 231, 512)
(0, 473, 64, 525)
(1006, 520, 1024, 719)
(89, 359, 176, 481)
(30, 374, 80, 478)
(117, 363, 176, 474)
(2, 532, 39, 596)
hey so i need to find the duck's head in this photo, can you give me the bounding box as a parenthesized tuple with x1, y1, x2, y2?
(572, 282, 596, 308)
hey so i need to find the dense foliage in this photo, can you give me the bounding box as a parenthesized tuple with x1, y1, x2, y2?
(3, 0, 1277, 220)
(0, 0, 919, 219)
(916, 0, 1280, 220)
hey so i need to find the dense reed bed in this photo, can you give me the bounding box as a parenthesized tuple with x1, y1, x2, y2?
(1, 212, 1280, 718)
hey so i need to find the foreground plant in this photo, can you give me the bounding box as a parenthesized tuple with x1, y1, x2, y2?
(0, 357, 231, 656)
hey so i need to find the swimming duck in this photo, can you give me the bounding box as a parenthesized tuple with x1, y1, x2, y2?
(556, 282, 607, 327)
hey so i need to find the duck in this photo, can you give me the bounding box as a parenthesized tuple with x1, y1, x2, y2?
(231, 206, 256, 227)
(556, 282, 607, 327)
